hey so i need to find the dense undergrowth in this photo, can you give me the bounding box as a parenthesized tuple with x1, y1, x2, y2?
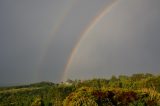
(0, 73, 160, 106)
(64, 87, 160, 106)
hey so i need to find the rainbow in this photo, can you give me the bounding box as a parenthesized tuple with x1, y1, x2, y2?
(61, 0, 118, 82)
(33, 0, 77, 81)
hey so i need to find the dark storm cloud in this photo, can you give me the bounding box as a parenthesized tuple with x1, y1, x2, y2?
(0, 0, 113, 85)
(36, 0, 114, 82)
(0, 0, 160, 85)
(0, 0, 75, 84)
(66, 0, 160, 79)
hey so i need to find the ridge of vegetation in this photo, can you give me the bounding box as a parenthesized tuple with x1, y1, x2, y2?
(0, 73, 160, 106)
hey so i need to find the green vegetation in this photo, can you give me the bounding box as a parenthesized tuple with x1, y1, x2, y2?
(0, 73, 160, 106)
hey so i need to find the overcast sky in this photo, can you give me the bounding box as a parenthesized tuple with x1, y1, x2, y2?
(0, 0, 160, 86)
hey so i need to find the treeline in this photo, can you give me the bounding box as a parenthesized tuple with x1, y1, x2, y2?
(0, 73, 160, 106)
(74, 73, 160, 92)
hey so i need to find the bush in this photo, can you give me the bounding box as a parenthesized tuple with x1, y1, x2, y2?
(63, 87, 160, 106)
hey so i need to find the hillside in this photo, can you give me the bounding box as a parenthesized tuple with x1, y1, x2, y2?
(0, 73, 160, 106)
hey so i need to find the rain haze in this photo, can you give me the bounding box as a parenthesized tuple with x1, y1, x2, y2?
(0, 0, 160, 86)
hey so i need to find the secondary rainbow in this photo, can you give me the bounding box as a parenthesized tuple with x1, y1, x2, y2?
(61, 0, 118, 82)
(33, 0, 77, 81)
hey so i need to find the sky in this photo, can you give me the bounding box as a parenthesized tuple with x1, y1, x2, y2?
(0, 0, 160, 86)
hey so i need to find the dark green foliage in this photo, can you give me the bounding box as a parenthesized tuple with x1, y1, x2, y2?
(0, 73, 160, 106)
(64, 87, 160, 106)
(0, 82, 75, 106)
